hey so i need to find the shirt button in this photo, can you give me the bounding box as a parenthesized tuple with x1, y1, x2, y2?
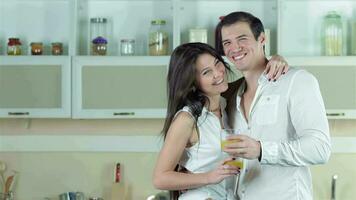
(247, 126, 251, 130)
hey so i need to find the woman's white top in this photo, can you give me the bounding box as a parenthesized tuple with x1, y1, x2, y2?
(175, 99, 235, 200)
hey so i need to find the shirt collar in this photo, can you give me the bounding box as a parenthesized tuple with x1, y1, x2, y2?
(236, 73, 269, 105)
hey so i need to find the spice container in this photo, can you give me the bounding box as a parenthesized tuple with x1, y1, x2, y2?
(322, 11, 343, 56)
(30, 42, 43, 55)
(120, 39, 135, 56)
(92, 36, 107, 56)
(51, 42, 63, 55)
(7, 38, 22, 55)
(189, 28, 208, 43)
(148, 19, 168, 56)
(90, 17, 108, 55)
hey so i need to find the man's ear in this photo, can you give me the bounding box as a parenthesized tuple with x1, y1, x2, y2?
(258, 32, 266, 45)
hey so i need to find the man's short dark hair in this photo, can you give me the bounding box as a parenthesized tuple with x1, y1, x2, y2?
(215, 11, 265, 55)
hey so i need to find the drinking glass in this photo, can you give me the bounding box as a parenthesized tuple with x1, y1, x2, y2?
(220, 129, 244, 169)
(220, 129, 243, 198)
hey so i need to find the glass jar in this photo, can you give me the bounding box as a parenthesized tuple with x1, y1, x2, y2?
(322, 11, 343, 56)
(189, 28, 208, 43)
(31, 42, 43, 55)
(7, 38, 22, 55)
(92, 36, 107, 56)
(120, 39, 135, 56)
(51, 42, 63, 55)
(148, 19, 168, 56)
(352, 21, 356, 55)
(90, 17, 108, 55)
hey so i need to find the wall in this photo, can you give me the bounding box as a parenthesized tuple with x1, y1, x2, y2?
(0, 119, 356, 200)
(0, 119, 164, 200)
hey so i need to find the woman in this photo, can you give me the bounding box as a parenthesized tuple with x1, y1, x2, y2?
(153, 43, 287, 200)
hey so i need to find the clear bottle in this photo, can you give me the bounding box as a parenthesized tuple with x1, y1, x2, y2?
(148, 19, 168, 56)
(120, 39, 135, 56)
(90, 17, 108, 55)
(189, 28, 208, 43)
(322, 11, 343, 56)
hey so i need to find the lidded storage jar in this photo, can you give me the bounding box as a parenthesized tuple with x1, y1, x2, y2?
(322, 11, 343, 56)
(7, 38, 22, 55)
(51, 42, 63, 55)
(92, 36, 107, 56)
(148, 19, 168, 56)
(30, 42, 43, 55)
(90, 17, 108, 55)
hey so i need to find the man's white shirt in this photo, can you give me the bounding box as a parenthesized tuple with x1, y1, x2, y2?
(230, 67, 331, 200)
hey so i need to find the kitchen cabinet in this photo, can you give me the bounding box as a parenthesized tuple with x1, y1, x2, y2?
(1, 0, 356, 118)
(0, 56, 71, 118)
(72, 56, 168, 119)
(288, 57, 356, 119)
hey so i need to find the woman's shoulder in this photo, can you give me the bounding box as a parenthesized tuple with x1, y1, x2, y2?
(173, 106, 196, 125)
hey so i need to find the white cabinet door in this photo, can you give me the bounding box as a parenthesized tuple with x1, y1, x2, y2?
(72, 56, 169, 118)
(288, 56, 356, 119)
(0, 56, 71, 118)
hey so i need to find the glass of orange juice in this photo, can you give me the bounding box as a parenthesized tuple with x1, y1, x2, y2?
(220, 129, 244, 169)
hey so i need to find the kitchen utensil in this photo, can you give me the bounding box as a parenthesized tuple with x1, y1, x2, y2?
(8, 171, 18, 192)
(4, 175, 13, 194)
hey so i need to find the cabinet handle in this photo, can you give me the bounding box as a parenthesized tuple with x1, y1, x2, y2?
(8, 112, 30, 116)
(113, 112, 135, 116)
(326, 113, 345, 117)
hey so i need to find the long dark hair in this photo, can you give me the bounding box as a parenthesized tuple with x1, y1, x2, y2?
(162, 42, 230, 139)
(162, 43, 231, 200)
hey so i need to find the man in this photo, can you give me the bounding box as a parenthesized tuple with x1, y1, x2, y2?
(216, 11, 331, 200)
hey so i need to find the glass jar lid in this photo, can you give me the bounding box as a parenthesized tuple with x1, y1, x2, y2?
(30, 42, 43, 45)
(92, 36, 108, 44)
(325, 11, 341, 18)
(51, 42, 63, 46)
(90, 17, 107, 23)
(8, 38, 21, 45)
(151, 19, 166, 25)
(121, 39, 135, 43)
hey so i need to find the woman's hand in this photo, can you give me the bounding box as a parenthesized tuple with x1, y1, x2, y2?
(265, 55, 289, 81)
(205, 157, 239, 184)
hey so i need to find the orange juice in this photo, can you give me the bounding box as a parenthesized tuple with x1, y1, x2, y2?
(224, 160, 244, 168)
(221, 139, 240, 149)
